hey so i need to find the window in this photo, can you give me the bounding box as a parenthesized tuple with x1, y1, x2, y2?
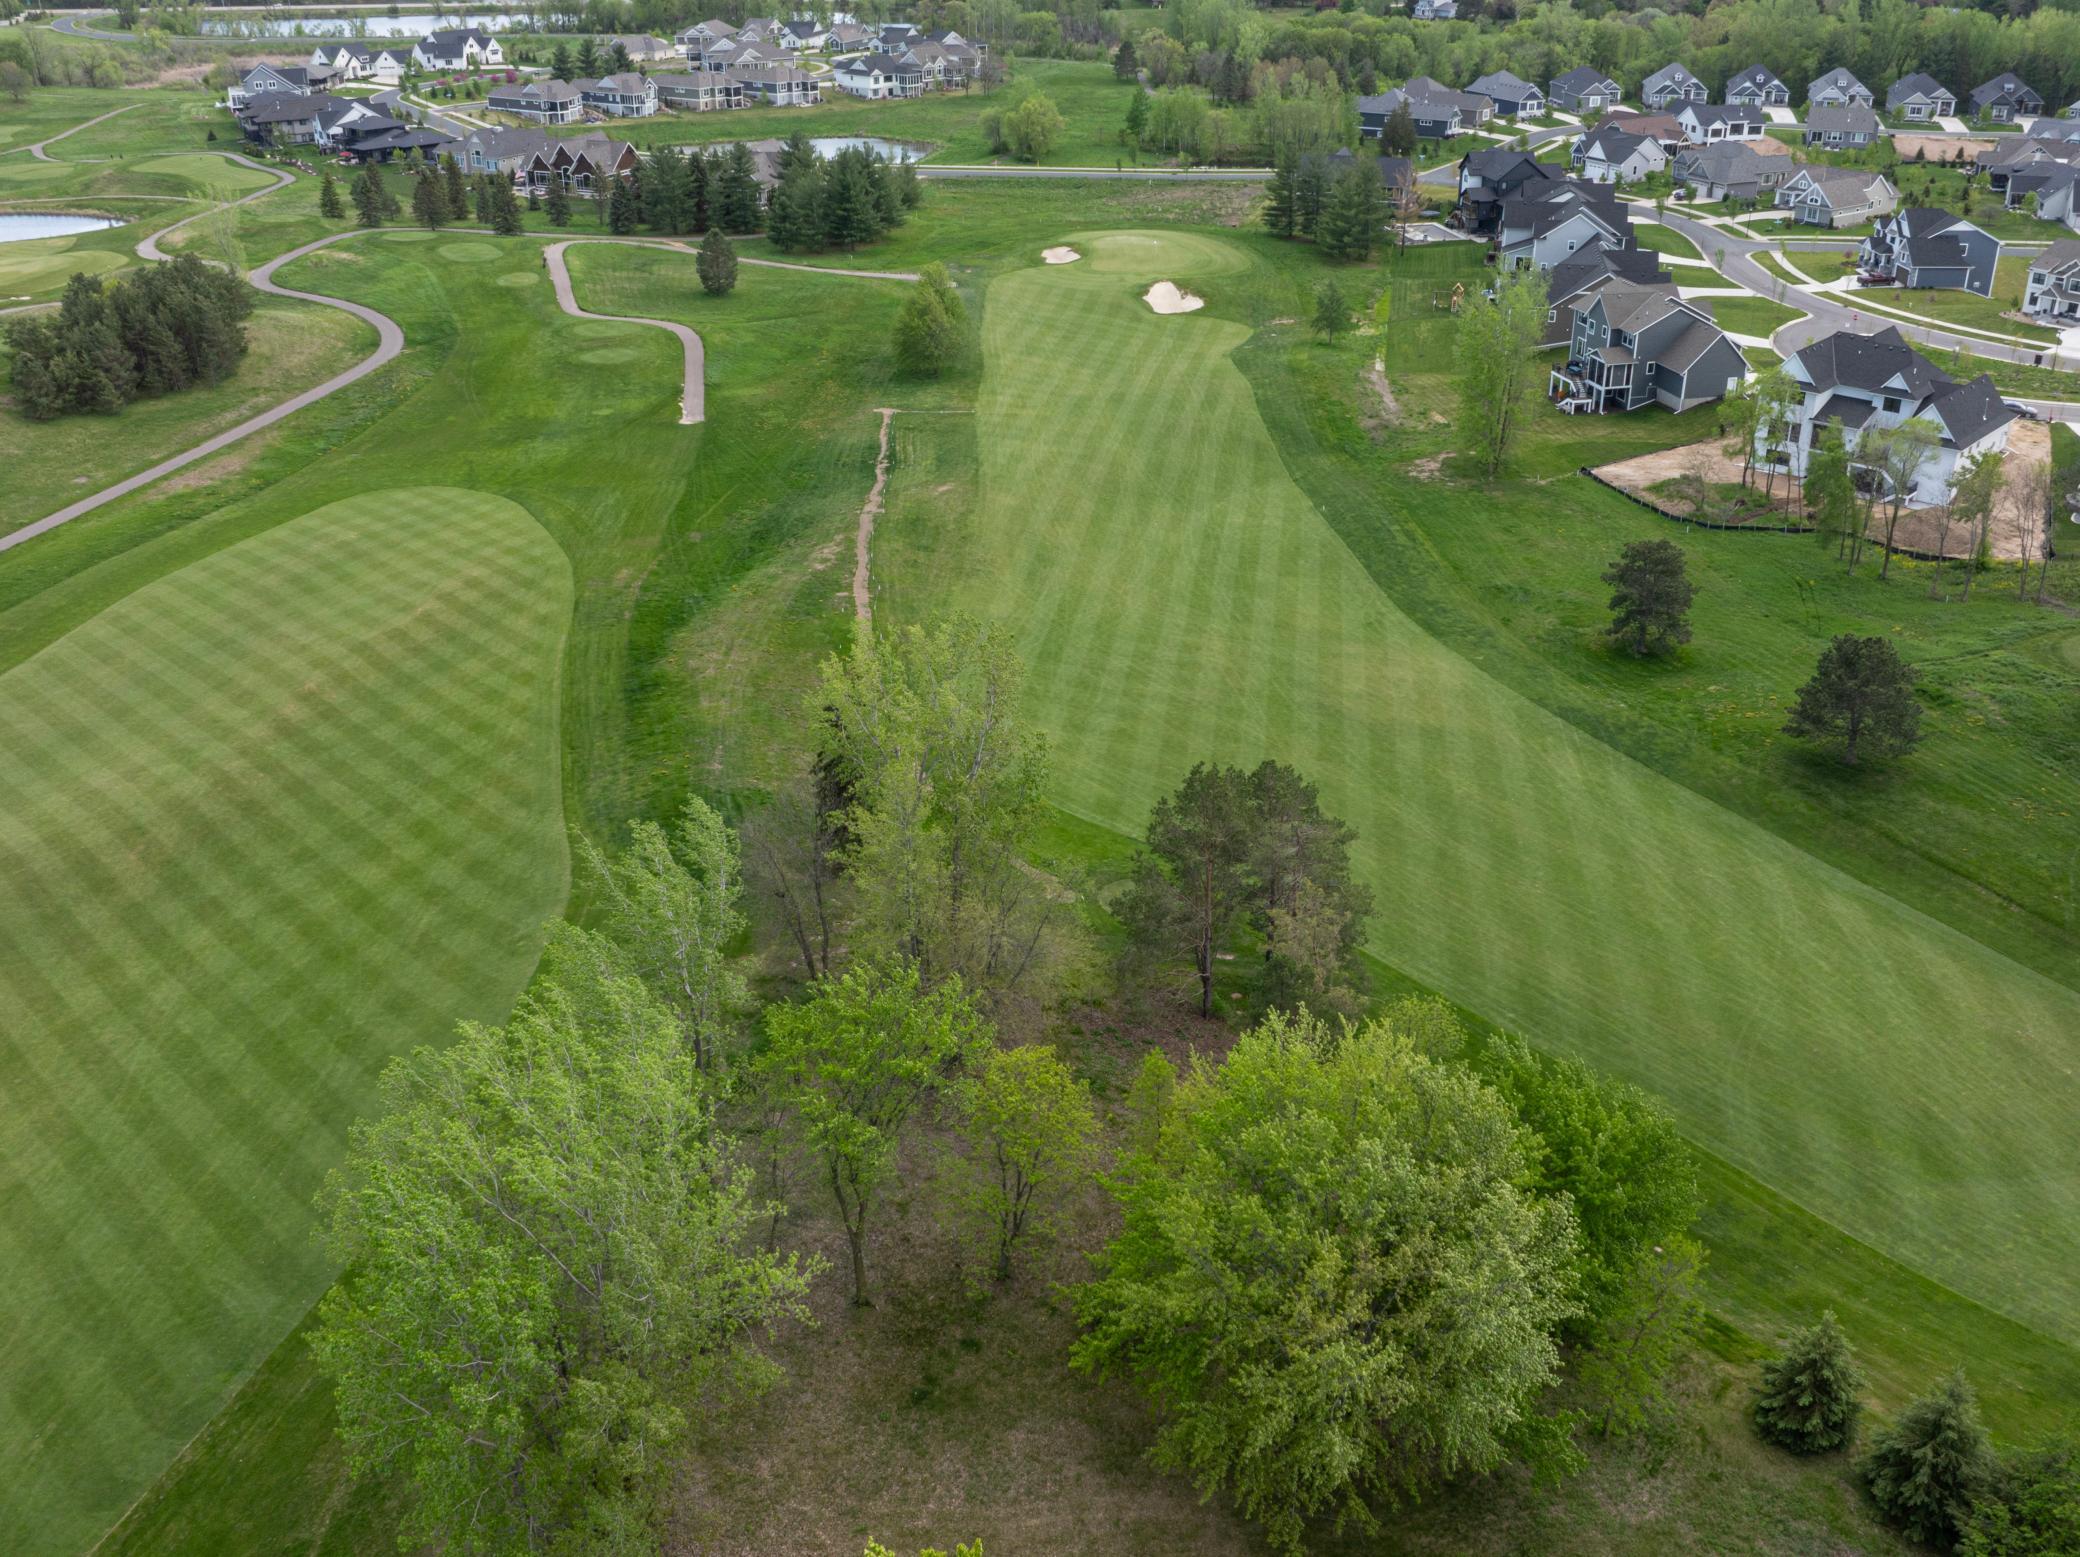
(1882, 396, 1901, 412)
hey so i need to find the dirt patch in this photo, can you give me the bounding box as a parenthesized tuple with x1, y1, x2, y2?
(1143, 280, 1204, 315)
(1880, 416, 2052, 561)
(1891, 132, 1990, 165)
(1361, 361, 1401, 437)
(159, 438, 266, 494)
(1411, 453, 1447, 480)
(1594, 437, 1806, 523)
(1041, 245, 1080, 265)
(854, 408, 897, 622)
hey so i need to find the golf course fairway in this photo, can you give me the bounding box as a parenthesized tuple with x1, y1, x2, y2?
(0, 488, 571, 1553)
(928, 229, 2080, 1359)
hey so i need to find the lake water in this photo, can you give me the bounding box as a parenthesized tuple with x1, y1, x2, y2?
(198, 11, 520, 37)
(809, 136, 928, 164)
(0, 214, 120, 244)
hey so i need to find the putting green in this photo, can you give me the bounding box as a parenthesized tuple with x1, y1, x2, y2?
(131, 153, 276, 196)
(948, 230, 2080, 1352)
(0, 488, 571, 1554)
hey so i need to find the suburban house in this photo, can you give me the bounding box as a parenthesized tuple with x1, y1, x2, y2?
(1588, 110, 1683, 150)
(874, 22, 921, 51)
(2022, 238, 2080, 320)
(700, 39, 775, 71)
(1578, 126, 1668, 184)
(678, 18, 735, 52)
(832, 53, 923, 99)
(1552, 282, 1746, 414)
(1804, 102, 1882, 148)
(1885, 72, 1956, 121)
(1411, 0, 1459, 18)
(827, 22, 873, 52)
(1776, 166, 1899, 227)
(1725, 65, 1791, 108)
(1541, 244, 1672, 345)
(574, 73, 658, 117)
(729, 63, 822, 106)
(1977, 136, 2080, 197)
(2008, 163, 2080, 230)
(1642, 64, 1709, 109)
(1808, 67, 1875, 109)
(782, 19, 829, 51)
(1467, 70, 1544, 116)
(1496, 179, 1634, 271)
(737, 18, 780, 42)
(1858, 208, 2001, 295)
(227, 61, 316, 109)
(1760, 326, 2016, 507)
(309, 42, 408, 85)
(1550, 66, 1621, 116)
(235, 90, 354, 146)
(1672, 142, 1795, 202)
(605, 34, 673, 61)
(900, 41, 978, 89)
(1455, 146, 1558, 232)
(486, 77, 581, 124)
(651, 71, 743, 111)
(1359, 84, 1469, 141)
(333, 117, 451, 162)
(1676, 103, 1766, 143)
(412, 27, 502, 70)
(515, 133, 639, 194)
(1971, 73, 2043, 123)
(464, 125, 556, 176)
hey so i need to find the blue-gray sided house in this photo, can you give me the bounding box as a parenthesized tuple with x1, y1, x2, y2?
(1759, 327, 2016, 507)
(1775, 166, 1899, 227)
(1549, 66, 1621, 116)
(1803, 102, 1882, 148)
(1551, 281, 1747, 413)
(1495, 179, 1635, 271)
(1725, 65, 1790, 108)
(1885, 73, 1956, 121)
(1542, 244, 1673, 346)
(1858, 208, 2002, 295)
(1455, 147, 1558, 233)
(1809, 67, 1875, 110)
(1467, 70, 1543, 117)
(1971, 73, 2044, 123)
(1360, 80, 1483, 141)
(2023, 239, 2080, 320)
(487, 77, 582, 124)
(1642, 64, 1708, 109)
(575, 73, 660, 117)
(1672, 141, 1796, 202)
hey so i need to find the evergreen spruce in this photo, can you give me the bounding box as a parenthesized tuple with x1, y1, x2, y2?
(1314, 163, 1380, 261)
(767, 159, 826, 252)
(318, 167, 344, 220)
(696, 227, 737, 296)
(1861, 1371, 1994, 1548)
(441, 156, 466, 219)
(717, 141, 763, 233)
(1113, 32, 1138, 80)
(608, 172, 639, 233)
(822, 146, 882, 250)
(411, 169, 449, 230)
(545, 177, 572, 227)
(687, 147, 713, 230)
(353, 165, 385, 228)
(1293, 154, 1328, 238)
(1263, 152, 1298, 238)
(1753, 1311, 1865, 1455)
(490, 177, 523, 235)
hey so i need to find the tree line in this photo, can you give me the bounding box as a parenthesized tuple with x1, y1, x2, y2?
(5, 253, 252, 422)
(312, 615, 1747, 1556)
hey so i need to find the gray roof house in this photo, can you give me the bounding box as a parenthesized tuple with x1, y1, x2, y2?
(728, 63, 822, 106)
(1496, 180, 1633, 271)
(2022, 238, 2080, 321)
(1541, 244, 1674, 346)
(1551, 281, 1747, 414)
(1725, 65, 1791, 108)
(1361, 79, 1487, 140)
(1642, 63, 1708, 109)
(1804, 101, 1882, 148)
(1676, 102, 1766, 143)
(1886, 72, 1956, 121)
(1672, 141, 1795, 202)
(1411, 0, 1458, 18)
(412, 26, 502, 70)
(487, 77, 581, 124)
(1455, 146, 1559, 232)
(1761, 326, 2016, 507)
(1977, 135, 2080, 196)
(575, 72, 659, 117)
(1550, 66, 1621, 115)
(2008, 163, 2080, 230)
(651, 70, 745, 111)
(1467, 70, 1544, 116)
(1809, 67, 1875, 109)
(1577, 126, 1667, 184)
(1858, 208, 2002, 295)
(832, 53, 922, 99)
(1775, 166, 1900, 227)
(1971, 73, 2043, 123)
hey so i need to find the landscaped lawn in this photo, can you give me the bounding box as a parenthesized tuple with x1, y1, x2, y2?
(0, 488, 572, 1556)
(1853, 253, 2061, 344)
(1706, 291, 1810, 338)
(1632, 219, 1701, 260)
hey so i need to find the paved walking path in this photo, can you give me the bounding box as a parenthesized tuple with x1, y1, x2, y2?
(543, 238, 706, 424)
(3, 102, 141, 161)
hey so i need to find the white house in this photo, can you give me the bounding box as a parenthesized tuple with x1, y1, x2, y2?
(1578, 127, 1667, 184)
(2022, 238, 2080, 320)
(1676, 102, 1766, 143)
(413, 27, 502, 70)
(1776, 166, 1899, 227)
(575, 72, 659, 117)
(1758, 326, 2016, 508)
(832, 53, 922, 99)
(309, 42, 408, 85)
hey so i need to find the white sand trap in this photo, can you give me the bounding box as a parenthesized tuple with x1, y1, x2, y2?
(1042, 245, 1080, 264)
(1143, 280, 1204, 315)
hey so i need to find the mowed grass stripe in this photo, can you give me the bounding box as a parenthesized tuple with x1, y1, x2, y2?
(0, 488, 570, 1555)
(951, 232, 2080, 1353)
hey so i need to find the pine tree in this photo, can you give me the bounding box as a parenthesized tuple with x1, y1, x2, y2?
(353, 165, 385, 228)
(550, 41, 571, 80)
(1123, 86, 1149, 149)
(1113, 32, 1138, 81)
(767, 160, 825, 252)
(778, 127, 819, 179)
(822, 147, 882, 250)
(1312, 279, 1347, 341)
(696, 227, 737, 296)
(470, 172, 491, 225)
(411, 169, 449, 230)
(1314, 163, 1380, 261)
(1263, 152, 1298, 238)
(545, 177, 572, 227)
(319, 167, 344, 220)
(608, 171, 639, 233)
(1293, 154, 1328, 238)
(1753, 1311, 1864, 1455)
(490, 177, 523, 235)
(1862, 1371, 1994, 1548)
(687, 148, 712, 231)
(644, 146, 688, 233)
(717, 141, 762, 233)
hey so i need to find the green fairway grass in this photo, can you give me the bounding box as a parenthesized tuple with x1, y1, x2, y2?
(0, 299, 373, 527)
(0, 227, 128, 296)
(129, 151, 275, 196)
(880, 229, 2080, 1374)
(0, 489, 572, 1553)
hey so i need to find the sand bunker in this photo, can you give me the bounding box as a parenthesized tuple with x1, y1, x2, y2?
(1042, 245, 1080, 264)
(1143, 281, 1204, 315)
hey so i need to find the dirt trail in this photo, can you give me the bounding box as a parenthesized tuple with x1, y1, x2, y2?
(855, 408, 897, 622)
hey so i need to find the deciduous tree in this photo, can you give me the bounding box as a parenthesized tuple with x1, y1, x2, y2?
(893, 261, 968, 376)
(760, 958, 988, 1304)
(1783, 633, 1922, 766)
(1454, 264, 1545, 479)
(1601, 537, 1694, 656)
(1578, 1236, 1704, 1438)
(1312, 277, 1347, 340)
(1753, 1310, 1865, 1454)
(1961, 1438, 2080, 1557)
(1862, 418, 1939, 578)
(940, 1044, 1099, 1283)
(1072, 1009, 1579, 1555)
(1002, 92, 1065, 161)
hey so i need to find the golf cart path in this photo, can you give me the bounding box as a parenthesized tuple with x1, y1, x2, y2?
(7, 102, 142, 161)
(544, 238, 706, 424)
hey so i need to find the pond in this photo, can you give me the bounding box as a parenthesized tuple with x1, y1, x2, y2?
(808, 136, 929, 164)
(197, 10, 521, 37)
(0, 214, 121, 244)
